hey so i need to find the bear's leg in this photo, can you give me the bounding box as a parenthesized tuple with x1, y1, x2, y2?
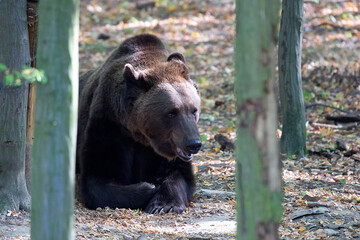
(145, 160, 195, 214)
(80, 175, 158, 210)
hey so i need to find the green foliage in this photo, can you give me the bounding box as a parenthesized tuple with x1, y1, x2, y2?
(322, 148, 331, 153)
(227, 121, 234, 127)
(345, 31, 352, 38)
(212, 126, 219, 132)
(200, 134, 207, 142)
(287, 153, 297, 160)
(5, 74, 15, 85)
(0, 64, 47, 86)
(124, 28, 132, 34)
(22, 67, 47, 84)
(198, 76, 206, 85)
(132, 209, 140, 213)
(340, 179, 346, 185)
(303, 91, 313, 101)
(0, 63, 7, 71)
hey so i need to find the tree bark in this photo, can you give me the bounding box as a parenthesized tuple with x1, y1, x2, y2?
(0, 0, 31, 213)
(31, 0, 79, 239)
(25, 0, 39, 194)
(278, 0, 307, 157)
(235, 0, 282, 239)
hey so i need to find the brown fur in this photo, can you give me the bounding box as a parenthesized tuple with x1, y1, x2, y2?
(77, 34, 201, 212)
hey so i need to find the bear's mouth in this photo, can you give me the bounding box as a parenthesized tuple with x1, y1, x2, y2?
(176, 147, 192, 161)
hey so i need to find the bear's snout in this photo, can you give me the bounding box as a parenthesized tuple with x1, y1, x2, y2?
(185, 139, 202, 154)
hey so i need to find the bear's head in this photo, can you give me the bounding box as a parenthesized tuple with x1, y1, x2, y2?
(123, 52, 201, 161)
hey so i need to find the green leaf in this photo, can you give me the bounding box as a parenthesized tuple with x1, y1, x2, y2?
(5, 73, 14, 85)
(132, 209, 140, 213)
(212, 126, 219, 132)
(340, 179, 346, 185)
(0, 63, 7, 71)
(124, 28, 132, 34)
(15, 79, 22, 86)
(200, 134, 207, 142)
(198, 76, 206, 84)
(15, 71, 21, 81)
(38, 70, 48, 84)
(303, 91, 312, 101)
(287, 153, 297, 160)
(227, 121, 234, 127)
(340, 13, 348, 19)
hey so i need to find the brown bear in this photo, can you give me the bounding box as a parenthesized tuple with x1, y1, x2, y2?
(77, 34, 201, 213)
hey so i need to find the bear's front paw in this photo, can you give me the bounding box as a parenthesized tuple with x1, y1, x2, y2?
(145, 198, 187, 214)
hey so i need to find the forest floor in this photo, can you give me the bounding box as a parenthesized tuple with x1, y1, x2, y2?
(1, 0, 359, 239)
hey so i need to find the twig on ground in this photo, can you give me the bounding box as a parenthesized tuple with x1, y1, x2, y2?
(306, 103, 354, 114)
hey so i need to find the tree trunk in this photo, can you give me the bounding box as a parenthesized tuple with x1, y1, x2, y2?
(235, 0, 282, 239)
(278, 0, 306, 157)
(31, 0, 79, 239)
(0, 0, 31, 213)
(25, 0, 39, 194)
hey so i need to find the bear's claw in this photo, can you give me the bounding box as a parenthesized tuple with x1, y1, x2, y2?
(148, 207, 177, 214)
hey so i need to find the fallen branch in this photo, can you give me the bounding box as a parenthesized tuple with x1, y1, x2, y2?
(325, 115, 360, 123)
(305, 103, 353, 114)
(309, 122, 357, 130)
(308, 149, 341, 159)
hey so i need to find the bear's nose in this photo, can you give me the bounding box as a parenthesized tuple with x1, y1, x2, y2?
(185, 139, 202, 154)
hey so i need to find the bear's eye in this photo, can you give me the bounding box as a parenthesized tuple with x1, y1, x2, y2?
(167, 109, 179, 119)
(192, 108, 198, 115)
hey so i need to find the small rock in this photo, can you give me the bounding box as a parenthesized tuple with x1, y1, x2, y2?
(214, 99, 225, 107)
(324, 228, 340, 236)
(289, 207, 330, 220)
(214, 134, 235, 151)
(335, 139, 348, 151)
(97, 33, 110, 40)
(136, 0, 155, 10)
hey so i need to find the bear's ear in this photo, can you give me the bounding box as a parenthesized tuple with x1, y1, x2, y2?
(167, 52, 186, 64)
(123, 64, 149, 89)
(123, 63, 141, 82)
